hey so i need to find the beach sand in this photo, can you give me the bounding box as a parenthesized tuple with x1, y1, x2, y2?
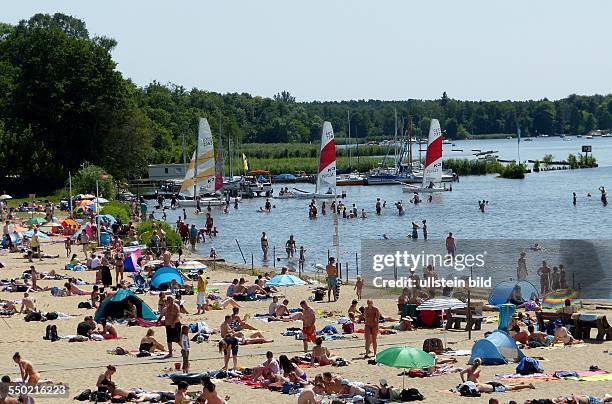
(1, 238, 611, 403)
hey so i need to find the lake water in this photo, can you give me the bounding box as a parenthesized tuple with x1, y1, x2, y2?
(152, 137, 612, 298)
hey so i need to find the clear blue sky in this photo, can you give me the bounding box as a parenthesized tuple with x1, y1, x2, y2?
(4, 0, 612, 102)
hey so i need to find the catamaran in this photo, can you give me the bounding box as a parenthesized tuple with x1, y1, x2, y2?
(179, 118, 224, 206)
(403, 119, 451, 193)
(277, 121, 337, 199)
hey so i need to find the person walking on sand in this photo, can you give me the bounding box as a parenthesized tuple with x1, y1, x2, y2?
(298, 300, 316, 353)
(364, 299, 380, 357)
(158, 295, 181, 358)
(196, 269, 209, 314)
(261, 232, 269, 260)
(517, 251, 528, 281)
(537, 260, 551, 294)
(79, 230, 89, 259)
(326, 257, 338, 302)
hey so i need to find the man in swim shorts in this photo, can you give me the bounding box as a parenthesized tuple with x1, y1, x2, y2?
(326, 257, 338, 302)
(300, 300, 317, 353)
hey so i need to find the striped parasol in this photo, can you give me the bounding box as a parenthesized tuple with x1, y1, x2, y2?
(542, 289, 581, 309)
(416, 297, 466, 311)
(177, 261, 208, 271)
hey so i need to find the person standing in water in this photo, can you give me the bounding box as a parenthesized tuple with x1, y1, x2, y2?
(298, 246, 306, 272)
(260, 232, 269, 260)
(375, 198, 382, 215)
(411, 221, 419, 239)
(422, 220, 428, 240)
(446, 232, 456, 258)
(572, 192, 577, 206)
(285, 235, 296, 258)
(600, 186, 608, 206)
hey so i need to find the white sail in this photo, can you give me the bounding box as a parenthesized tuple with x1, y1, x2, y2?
(422, 119, 443, 187)
(180, 118, 216, 196)
(316, 121, 336, 195)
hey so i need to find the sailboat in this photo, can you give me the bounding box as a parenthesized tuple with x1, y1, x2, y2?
(403, 119, 451, 193)
(277, 122, 337, 199)
(178, 118, 224, 206)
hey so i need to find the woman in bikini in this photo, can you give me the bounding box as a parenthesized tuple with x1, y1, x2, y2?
(278, 354, 308, 385)
(96, 365, 132, 399)
(311, 337, 339, 366)
(13, 352, 40, 385)
(64, 281, 91, 296)
(98, 318, 118, 340)
(139, 329, 166, 353)
(460, 357, 481, 383)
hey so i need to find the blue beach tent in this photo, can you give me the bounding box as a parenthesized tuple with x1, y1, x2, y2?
(150, 266, 184, 290)
(94, 289, 156, 321)
(488, 280, 538, 306)
(469, 330, 525, 365)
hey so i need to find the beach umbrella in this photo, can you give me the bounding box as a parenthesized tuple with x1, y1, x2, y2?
(266, 274, 306, 287)
(92, 197, 109, 204)
(177, 260, 208, 271)
(376, 346, 435, 388)
(26, 217, 47, 226)
(61, 218, 79, 228)
(417, 298, 467, 347)
(542, 289, 581, 310)
(0, 194, 12, 200)
(95, 214, 116, 225)
(23, 230, 51, 241)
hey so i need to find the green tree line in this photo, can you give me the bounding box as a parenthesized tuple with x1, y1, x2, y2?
(1, 14, 611, 194)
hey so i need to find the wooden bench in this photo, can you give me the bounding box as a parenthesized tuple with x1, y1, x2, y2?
(445, 307, 484, 330)
(535, 311, 573, 332)
(571, 313, 612, 341)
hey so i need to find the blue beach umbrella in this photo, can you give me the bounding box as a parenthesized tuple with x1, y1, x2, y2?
(266, 274, 306, 288)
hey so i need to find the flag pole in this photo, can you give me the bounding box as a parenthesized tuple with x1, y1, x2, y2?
(69, 171, 74, 219)
(517, 123, 521, 164)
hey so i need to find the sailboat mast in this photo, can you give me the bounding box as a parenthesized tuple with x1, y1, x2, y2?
(408, 115, 413, 169)
(347, 110, 351, 170)
(229, 136, 233, 178)
(393, 108, 398, 173)
(193, 125, 199, 198)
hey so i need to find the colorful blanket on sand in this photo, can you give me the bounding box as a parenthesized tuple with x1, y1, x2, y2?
(497, 370, 609, 382)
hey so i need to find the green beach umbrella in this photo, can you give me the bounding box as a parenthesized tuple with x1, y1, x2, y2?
(376, 346, 435, 388)
(26, 217, 47, 225)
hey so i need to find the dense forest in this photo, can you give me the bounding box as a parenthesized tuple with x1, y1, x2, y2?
(1, 14, 612, 193)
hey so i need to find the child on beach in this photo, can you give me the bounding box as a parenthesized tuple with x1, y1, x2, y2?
(354, 276, 363, 300)
(180, 325, 190, 373)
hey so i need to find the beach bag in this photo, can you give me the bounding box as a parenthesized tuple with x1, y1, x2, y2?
(78, 301, 92, 309)
(516, 357, 542, 375)
(342, 322, 355, 334)
(422, 338, 443, 354)
(25, 311, 42, 322)
(408, 369, 427, 378)
(314, 289, 325, 301)
(74, 389, 91, 401)
(281, 382, 300, 394)
(45, 311, 59, 320)
(400, 388, 424, 401)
